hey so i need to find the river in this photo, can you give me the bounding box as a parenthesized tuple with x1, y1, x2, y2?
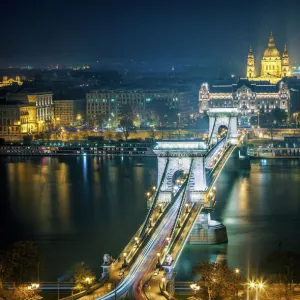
(1, 155, 300, 282)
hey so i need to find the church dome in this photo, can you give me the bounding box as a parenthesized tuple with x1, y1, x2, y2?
(264, 47, 280, 57)
(263, 32, 280, 58)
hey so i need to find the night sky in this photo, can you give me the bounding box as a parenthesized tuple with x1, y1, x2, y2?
(2, 0, 300, 72)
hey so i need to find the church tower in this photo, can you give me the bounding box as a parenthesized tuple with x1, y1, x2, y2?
(246, 45, 255, 78)
(261, 32, 281, 78)
(281, 44, 290, 77)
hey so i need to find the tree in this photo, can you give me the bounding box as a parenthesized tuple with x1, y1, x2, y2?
(115, 132, 123, 140)
(147, 98, 177, 127)
(105, 131, 113, 140)
(268, 127, 275, 140)
(120, 117, 133, 140)
(0, 284, 39, 300)
(34, 132, 50, 141)
(194, 261, 240, 300)
(73, 263, 96, 291)
(4, 241, 39, 283)
(261, 250, 300, 300)
(0, 241, 40, 300)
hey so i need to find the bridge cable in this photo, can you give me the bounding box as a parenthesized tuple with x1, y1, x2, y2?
(207, 116, 217, 147)
(225, 116, 231, 144)
(167, 158, 194, 252)
(139, 158, 170, 239)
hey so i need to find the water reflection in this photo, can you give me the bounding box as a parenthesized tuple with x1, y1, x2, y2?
(0, 156, 156, 280)
(175, 157, 300, 280)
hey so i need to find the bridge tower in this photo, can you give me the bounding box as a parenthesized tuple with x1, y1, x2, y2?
(153, 140, 208, 204)
(207, 108, 239, 145)
(153, 140, 228, 245)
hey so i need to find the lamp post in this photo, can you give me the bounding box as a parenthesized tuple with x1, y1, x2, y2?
(156, 253, 161, 268)
(134, 236, 139, 247)
(185, 203, 189, 214)
(159, 203, 163, 213)
(190, 283, 200, 296)
(122, 253, 127, 268)
(234, 268, 240, 299)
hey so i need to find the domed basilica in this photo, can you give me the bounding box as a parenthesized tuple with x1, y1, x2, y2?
(246, 32, 290, 84)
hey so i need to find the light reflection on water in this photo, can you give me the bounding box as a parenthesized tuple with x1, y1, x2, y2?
(175, 158, 300, 280)
(0, 156, 156, 281)
(1, 156, 300, 282)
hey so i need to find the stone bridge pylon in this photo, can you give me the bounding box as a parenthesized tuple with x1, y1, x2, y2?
(207, 107, 239, 145)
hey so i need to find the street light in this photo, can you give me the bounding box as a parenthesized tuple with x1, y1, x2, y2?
(85, 277, 91, 284)
(249, 280, 265, 300)
(134, 237, 139, 246)
(156, 253, 161, 268)
(185, 203, 189, 213)
(190, 283, 200, 295)
(28, 283, 40, 290)
(234, 268, 240, 299)
(159, 203, 163, 213)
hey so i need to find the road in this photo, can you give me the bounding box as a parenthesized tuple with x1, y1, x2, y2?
(94, 193, 181, 299)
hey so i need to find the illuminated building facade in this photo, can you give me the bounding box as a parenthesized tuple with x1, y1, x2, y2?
(246, 32, 290, 84)
(20, 105, 38, 133)
(0, 76, 23, 88)
(53, 99, 85, 125)
(6, 92, 54, 131)
(199, 79, 290, 124)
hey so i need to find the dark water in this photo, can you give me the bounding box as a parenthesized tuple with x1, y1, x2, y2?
(0, 156, 155, 281)
(1, 156, 300, 282)
(175, 157, 300, 280)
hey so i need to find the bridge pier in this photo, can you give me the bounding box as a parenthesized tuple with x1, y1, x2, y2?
(162, 263, 176, 296)
(189, 212, 228, 244)
(101, 254, 113, 279)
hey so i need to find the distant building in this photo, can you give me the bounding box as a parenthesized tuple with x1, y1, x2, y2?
(86, 89, 183, 126)
(20, 104, 38, 133)
(246, 32, 291, 84)
(53, 99, 85, 126)
(6, 91, 54, 131)
(0, 103, 21, 135)
(0, 76, 23, 88)
(199, 78, 290, 125)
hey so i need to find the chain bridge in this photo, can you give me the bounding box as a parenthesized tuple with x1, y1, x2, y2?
(80, 107, 244, 300)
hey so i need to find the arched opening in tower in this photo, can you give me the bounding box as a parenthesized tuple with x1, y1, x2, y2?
(218, 125, 228, 138)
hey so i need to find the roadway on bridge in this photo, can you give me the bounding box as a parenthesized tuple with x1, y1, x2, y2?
(86, 189, 183, 299)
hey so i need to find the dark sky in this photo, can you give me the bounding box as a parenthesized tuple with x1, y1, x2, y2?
(2, 0, 300, 72)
